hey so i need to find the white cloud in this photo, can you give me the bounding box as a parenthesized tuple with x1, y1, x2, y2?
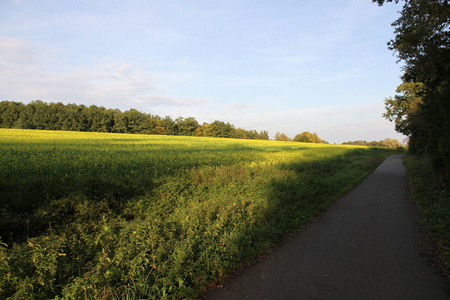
(0, 36, 209, 110)
(0, 36, 40, 63)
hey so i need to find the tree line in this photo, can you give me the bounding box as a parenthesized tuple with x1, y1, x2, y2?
(0, 100, 269, 140)
(374, 0, 450, 181)
(0, 100, 403, 147)
(342, 138, 404, 149)
(274, 131, 328, 144)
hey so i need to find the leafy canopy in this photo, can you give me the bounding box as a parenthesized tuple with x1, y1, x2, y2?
(375, 0, 450, 179)
(383, 82, 425, 134)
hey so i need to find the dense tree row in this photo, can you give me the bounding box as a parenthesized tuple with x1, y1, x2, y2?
(342, 138, 404, 149)
(0, 101, 269, 140)
(374, 0, 450, 181)
(274, 131, 328, 143)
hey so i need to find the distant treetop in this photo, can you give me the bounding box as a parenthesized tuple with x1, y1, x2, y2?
(0, 100, 269, 141)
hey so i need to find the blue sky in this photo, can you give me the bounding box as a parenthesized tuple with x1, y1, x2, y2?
(0, 0, 406, 143)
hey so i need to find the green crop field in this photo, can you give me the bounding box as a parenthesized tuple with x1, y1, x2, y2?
(0, 129, 399, 299)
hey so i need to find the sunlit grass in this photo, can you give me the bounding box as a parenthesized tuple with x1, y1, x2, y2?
(0, 129, 399, 299)
(0, 129, 358, 184)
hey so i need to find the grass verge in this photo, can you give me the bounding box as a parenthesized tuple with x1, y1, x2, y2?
(404, 154, 450, 275)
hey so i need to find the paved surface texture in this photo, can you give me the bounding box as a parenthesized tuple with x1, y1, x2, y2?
(204, 155, 449, 299)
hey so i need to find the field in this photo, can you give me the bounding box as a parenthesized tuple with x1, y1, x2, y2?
(0, 129, 400, 299)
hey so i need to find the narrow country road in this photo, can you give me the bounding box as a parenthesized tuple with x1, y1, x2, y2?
(204, 155, 449, 299)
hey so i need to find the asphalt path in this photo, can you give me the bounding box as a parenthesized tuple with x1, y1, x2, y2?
(204, 155, 449, 299)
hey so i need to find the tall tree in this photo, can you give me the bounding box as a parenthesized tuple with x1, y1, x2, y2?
(258, 131, 270, 140)
(112, 111, 128, 133)
(383, 82, 425, 134)
(0, 101, 23, 128)
(208, 121, 235, 138)
(160, 116, 176, 135)
(175, 117, 199, 136)
(274, 132, 290, 141)
(374, 0, 450, 178)
(293, 131, 325, 143)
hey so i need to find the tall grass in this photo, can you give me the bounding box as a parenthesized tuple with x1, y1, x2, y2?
(0, 129, 399, 299)
(404, 154, 450, 273)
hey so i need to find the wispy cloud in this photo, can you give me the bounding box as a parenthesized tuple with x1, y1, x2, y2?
(0, 36, 40, 63)
(0, 36, 209, 110)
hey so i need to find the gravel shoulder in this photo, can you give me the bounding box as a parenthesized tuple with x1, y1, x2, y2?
(204, 155, 449, 300)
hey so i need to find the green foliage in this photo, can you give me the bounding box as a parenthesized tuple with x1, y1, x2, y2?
(293, 131, 326, 143)
(383, 82, 425, 133)
(0, 129, 399, 299)
(375, 0, 450, 182)
(175, 117, 199, 136)
(274, 132, 290, 141)
(207, 120, 235, 138)
(404, 154, 450, 272)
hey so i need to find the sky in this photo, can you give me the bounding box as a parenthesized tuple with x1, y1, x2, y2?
(0, 0, 407, 144)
